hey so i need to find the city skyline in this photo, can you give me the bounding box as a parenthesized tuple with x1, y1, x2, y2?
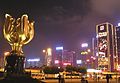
(0, 0, 120, 59)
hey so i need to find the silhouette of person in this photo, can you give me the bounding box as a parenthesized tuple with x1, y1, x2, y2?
(61, 74, 65, 83)
(81, 77, 88, 83)
(106, 74, 110, 83)
(58, 74, 61, 83)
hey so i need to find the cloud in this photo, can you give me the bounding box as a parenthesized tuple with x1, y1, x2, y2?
(42, 0, 91, 21)
(91, 0, 120, 16)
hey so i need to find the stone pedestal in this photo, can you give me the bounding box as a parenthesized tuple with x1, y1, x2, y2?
(4, 53, 25, 77)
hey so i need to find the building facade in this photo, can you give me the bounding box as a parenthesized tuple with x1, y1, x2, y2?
(96, 22, 118, 71)
(116, 26, 120, 66)
(54, 48, 76, 67)
(25, 58, 41, 68)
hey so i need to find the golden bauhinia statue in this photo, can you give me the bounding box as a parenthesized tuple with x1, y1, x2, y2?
(3, 14, 34, 55)
(3, 14, 34, 76)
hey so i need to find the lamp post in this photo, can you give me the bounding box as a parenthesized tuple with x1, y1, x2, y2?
(43, 49, 47, 66)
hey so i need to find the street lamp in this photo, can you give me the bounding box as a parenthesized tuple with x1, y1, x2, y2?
(42, 50, 46, 53)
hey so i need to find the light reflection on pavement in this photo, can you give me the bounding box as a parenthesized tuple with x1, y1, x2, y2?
(41, 79, 118, 83)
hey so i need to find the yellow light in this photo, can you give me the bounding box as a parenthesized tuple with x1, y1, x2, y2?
(4, 51, 10, 56)
(81, 51, 88, 55)
(42, 50, 46, 53)
(47, 48, 52, 56)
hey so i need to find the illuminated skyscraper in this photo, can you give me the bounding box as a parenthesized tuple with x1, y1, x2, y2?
(96, 22, 118, 71)
(46, 48, 52, 66)
(54, 47, 63, 67)
(116, 26, 120, 65)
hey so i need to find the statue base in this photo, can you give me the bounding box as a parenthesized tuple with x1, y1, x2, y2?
(2, 53, 42, 83)
(4, 53, 25, 77)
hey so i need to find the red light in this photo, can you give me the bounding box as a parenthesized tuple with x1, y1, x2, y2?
(63, 63, 71, 66)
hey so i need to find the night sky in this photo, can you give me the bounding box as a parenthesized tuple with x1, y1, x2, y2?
(0, 0, 120, 59)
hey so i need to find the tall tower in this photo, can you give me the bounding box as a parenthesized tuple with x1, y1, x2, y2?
(46, 48, 52, 66)
(116, 26, 120, 66)
(96, 22, 118, 71)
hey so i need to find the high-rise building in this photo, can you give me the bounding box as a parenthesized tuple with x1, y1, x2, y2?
(54, 47, 63, 67)
(42, 48, 53, 66)
(116, 26, 120, 65)
(62, 50, 75, 67)
(79, 42, 97, 69)
(25, 58, 40, 68)
(96, 22, 118, 71)
(54, 47, 75, 67)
